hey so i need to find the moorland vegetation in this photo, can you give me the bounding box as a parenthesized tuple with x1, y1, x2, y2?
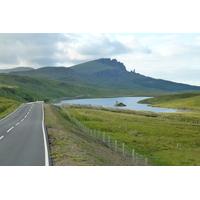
(64, 103, 200, 166)
(1, 58, 200, 165)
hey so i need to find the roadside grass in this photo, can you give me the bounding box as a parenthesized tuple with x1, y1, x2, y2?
(66, 107, 200, 166)
(0, 97, 22, 119)
(44, 104, 133, 166)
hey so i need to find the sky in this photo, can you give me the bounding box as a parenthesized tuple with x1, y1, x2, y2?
(0, 33, 200, 86)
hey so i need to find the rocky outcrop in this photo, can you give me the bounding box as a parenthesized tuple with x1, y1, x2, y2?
(114, 101, 126, 107)
(98, 58, 126, 72)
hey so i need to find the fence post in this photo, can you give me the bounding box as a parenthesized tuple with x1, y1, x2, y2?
(132, 149, 135, 165)
(108, 136, 110, 147)
(115, 140, 117, 152)
(145, 158, 148, 166)
(122, 143, 125, 156)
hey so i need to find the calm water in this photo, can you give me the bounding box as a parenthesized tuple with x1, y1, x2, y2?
(59, 97, 187, 113)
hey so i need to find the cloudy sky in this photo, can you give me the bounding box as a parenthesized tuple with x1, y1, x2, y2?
(0, 33, 200, 86)
(1, 0, 200, 86)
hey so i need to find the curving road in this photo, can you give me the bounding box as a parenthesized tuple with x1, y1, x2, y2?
(0, 102, 51, 166)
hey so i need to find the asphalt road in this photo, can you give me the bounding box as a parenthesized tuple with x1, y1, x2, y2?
(0, 102, 51, 166)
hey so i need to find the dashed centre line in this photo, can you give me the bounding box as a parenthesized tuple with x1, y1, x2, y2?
(1, 104, 34, 137)
(0, 104, 35, 143)
(7, 126, 14, 133)
(0, 135, 4, 140)
(15, 122, 20, 126)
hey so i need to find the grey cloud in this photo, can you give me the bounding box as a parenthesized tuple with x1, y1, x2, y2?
(78, 36, 131, 56)
(30, 57, 58, 66)
(0, 33, 66, 67)
(0, 33, 153, 68)
(68, 34, 152, 62)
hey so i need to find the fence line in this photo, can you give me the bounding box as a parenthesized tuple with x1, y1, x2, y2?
(60, 104, 154, 166)
(61, 103, 200, 125)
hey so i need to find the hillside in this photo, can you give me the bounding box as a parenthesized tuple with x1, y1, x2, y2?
(138, 91, 200, 111)
(0, 74, 110, 102)
(11, 58, 200, 94)
(0, 97, 21, 119)
(0, 67, 33, 73)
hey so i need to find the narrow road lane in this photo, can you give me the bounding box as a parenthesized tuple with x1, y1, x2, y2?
(0, 102, 50, 166)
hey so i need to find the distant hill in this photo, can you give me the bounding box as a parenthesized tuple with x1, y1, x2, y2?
(11, 58, 200, 94)
(0, 73, 110, 102)
(138, 91, 200, 111)
(0, 67, 33, 74)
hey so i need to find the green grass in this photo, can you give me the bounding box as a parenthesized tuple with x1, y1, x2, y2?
(1, 73, 154, 103)
(0, 73, 115, 102)
(0, 97, 22, 119)
(66, 107, 200, 166)
(45, 104, 133, 166)
(70, 60, 115, 75)
(139, 91, 200, 111)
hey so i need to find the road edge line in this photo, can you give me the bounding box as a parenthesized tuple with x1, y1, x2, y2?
(41, 103, 50, 166)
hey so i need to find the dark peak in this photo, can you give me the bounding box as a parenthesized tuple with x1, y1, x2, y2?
(97, 58, 126, 71)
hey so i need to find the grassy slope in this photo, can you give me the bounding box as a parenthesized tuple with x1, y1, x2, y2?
(11, 59, 200, 94)
(0, 97, 22, 119)
(11, 65, 165, 94)
(139, 91, 200, 111)
(66, 107, 200, 166)
(69, 60, 115, 75)
(0, 67, 33, 73)
(0, 74, 116, 102)
(44, 104, 132, 166)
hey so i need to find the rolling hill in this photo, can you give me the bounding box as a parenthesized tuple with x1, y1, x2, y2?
(0, 67, 33, 73)
(138, 91, 200, 111)
(0, 73, 112, 102)
(11, 58, 200, 94)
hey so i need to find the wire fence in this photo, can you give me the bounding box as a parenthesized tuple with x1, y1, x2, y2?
(60, 103, 154, 166)
(61, 103, 200, 124)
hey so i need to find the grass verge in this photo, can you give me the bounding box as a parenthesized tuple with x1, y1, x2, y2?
(66, 106, 200, 166)
(44, 104, 133, 166)
(0, 97, 22, 120)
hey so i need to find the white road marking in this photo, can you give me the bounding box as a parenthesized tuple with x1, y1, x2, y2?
(24, 115, 27, 118)
(7, 126, 14, 133)
(0, 135, 4, 140)
(21, 119, 24, 122)
(15, 122, 20, 126)
(41, 103, 50, 166)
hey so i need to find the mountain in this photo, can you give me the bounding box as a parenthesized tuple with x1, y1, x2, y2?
(0, 67, 34, 74)
(11, 58, 200, 94)
(0, 73, 110, 102)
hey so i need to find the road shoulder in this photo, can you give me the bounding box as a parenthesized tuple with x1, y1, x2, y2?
(44, 104, 132, 166)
